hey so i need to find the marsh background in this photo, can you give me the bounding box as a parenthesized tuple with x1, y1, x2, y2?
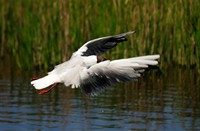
(0, 0, 200, 130)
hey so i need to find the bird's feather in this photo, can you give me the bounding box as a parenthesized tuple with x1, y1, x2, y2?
(30, 74, 60, 90)
(75, 31, 135, 56)
(31, 31, 160, 96)
(79, 55, 160, 96)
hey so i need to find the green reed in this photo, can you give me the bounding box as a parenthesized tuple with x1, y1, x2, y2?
(0, 0, 200, 71)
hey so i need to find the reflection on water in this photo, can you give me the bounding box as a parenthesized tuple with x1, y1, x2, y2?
(0, 67, 200, 130)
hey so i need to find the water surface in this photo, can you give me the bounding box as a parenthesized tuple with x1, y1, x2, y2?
(0, 66, 200, 131)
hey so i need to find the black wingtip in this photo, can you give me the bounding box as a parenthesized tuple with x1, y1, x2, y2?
(112, 37, 127, 42)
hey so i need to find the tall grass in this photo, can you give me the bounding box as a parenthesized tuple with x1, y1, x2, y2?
(0, 0, 200, 71)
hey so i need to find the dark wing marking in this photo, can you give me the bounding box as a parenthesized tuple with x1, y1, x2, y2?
(77, 31, 135, 56)
(80, 69, 138, 96)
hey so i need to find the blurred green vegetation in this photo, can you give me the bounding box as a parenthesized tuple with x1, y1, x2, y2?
(0, 0, 199, 71)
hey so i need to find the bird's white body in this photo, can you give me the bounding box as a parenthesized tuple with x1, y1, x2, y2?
(31, 31, 160, 95)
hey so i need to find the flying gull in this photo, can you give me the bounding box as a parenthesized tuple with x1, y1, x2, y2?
(31, 31, 160, 96)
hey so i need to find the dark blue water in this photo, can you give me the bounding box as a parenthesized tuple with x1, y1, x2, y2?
(0, 68, 200, 131)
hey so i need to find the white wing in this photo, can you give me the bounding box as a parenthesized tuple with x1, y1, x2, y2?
(79, 55, 160, 96)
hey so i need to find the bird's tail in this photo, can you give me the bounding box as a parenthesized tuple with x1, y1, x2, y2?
(31, 74, 60, 90)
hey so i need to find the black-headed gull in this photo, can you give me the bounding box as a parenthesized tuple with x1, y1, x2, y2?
(31, 31, 160, 96)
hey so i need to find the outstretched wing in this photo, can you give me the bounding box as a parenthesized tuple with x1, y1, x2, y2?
(79, 55, 160, 96)
(75, 31, 135, 56)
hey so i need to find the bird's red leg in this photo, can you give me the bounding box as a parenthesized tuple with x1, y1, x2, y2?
(38, 83, 59, 95)
(31, 77, 59, 95)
